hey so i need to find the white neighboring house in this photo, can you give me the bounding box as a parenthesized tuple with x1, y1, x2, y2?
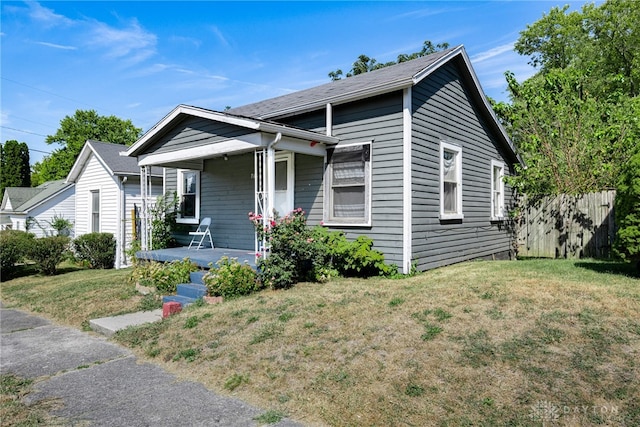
(66, 140, 163, 268)
(0, 180, 75, 237)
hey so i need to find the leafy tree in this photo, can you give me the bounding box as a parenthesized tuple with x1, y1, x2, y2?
(329, 40, 450, 81)
(613, 149, 640, 268)
(498, 0, 639, 196)
(0, 140, 30, 197)
(31, 110, 142, 186)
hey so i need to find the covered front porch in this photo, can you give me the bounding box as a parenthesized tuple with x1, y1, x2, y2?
(123, 105, 338, 256)
(136, 246, 257, 269)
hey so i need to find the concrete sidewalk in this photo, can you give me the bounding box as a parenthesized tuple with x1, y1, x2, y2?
(0, 304, 302, 426)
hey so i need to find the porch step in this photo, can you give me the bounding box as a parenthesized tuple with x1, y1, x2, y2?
(162, 295, 198, 307)
(177, 283, 208, 300)
(190, 271, 207, 285)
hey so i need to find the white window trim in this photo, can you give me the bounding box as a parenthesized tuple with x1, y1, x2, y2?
(323, 141, 372, 227)
(90, 189, 100, 233)
(491, 159, 505, 221)
(439, 141, 463, 220)
(177, 169, 200, 225)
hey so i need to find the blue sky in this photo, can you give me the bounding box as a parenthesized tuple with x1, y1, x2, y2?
(1, 1, 592, 165)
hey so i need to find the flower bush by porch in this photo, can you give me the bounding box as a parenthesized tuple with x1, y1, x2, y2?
(249, 208, 395, 289)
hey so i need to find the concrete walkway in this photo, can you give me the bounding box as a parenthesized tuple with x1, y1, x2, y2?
(0, 303, 302, 426)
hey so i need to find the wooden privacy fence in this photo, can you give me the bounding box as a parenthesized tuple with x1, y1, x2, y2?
(517, 190, 616, 259)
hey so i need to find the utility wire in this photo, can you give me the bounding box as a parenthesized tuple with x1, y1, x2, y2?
(0, 126, 48, 137)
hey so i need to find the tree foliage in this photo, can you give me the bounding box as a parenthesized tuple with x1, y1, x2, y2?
(614, 149, 640, 265)
(31, 110, 142, 186)
(329, 40, 450, 81)
(497, 0, 639, 196)
(1, 140, 30, 197)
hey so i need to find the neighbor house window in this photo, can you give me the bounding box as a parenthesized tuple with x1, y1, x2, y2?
(91, 190, 100, 232)
(440, 142, 463, 220)
(491, 160, 505, 220)
(177, 169, 200, 224)
(324, 142, 371, 226)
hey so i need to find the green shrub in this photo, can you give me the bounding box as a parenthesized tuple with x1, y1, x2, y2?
(614, 150, 640, 269)
(73, 233, 116, 269)
(150, 192, 178, 250)
(249, 208, 394, 289)
(203, 257, 260, 299)
(311, 226, 396, 278)
(129, 258, 198, 293)
(0, 230, 35, 279)
(251, 208, 326, 289)
(26, 236, 70, 275)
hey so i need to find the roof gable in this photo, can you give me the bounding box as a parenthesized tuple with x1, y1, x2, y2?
(1, 180, 73, 213)
(67, 140, 161, 183)
(1, 187, 42, 211)
(125, 105, 338, 158)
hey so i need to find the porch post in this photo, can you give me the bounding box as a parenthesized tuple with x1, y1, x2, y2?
(140, 166, 150, 251)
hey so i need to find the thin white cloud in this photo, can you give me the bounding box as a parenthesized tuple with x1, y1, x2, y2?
(33, 41, 77, 50)
(89, 19, 157, 65)
(210, 25, 230, 47)
(471, 43, 515, 63)
(26, 2, 73, 27)
(389, 7, 461, 21)
(169, 35, 202, 49)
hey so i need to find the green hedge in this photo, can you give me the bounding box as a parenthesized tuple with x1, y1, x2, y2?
(0, 230, 35, 279)
(73, 233, 116, 269)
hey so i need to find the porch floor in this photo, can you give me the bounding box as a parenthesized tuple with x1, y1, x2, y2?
(136, 247, 257, 269)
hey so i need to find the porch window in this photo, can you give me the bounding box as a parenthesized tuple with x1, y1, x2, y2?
(177, 169, 200, 224)
(91, 190, 100, 232)
(491, 160, 505, 220)
(440, 141, 463, 220)
(324, 142, 371, 226)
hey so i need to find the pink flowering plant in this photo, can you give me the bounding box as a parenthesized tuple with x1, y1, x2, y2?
(249, 208, 395, 289)
(249, 208, 327, 289)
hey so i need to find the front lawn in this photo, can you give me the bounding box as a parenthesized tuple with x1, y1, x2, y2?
(1, 259, 638, 426)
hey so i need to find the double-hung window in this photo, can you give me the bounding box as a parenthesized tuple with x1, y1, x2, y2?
(491, 160, 505, 220)
(177, 169, 200, 224)
(440, 142, 463, 220)
(91, 190, 100, 232)
(324, 142, 371, 226)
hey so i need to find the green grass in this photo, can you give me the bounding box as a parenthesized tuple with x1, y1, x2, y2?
(2, 258, 639, 426)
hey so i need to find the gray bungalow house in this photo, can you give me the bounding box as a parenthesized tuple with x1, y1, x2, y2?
(124, 45, 522, 274)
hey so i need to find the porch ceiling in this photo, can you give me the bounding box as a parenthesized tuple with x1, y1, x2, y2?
(138, 131, 329, 167)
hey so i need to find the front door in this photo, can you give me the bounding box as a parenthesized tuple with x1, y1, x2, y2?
(274, 153, 294, 217)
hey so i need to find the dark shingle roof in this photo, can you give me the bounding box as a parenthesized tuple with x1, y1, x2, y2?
(16, 180, 73, 211)
(87, 140, 142, 175)
(1, 180, 73, 213)
(86, 140, 162, 176)
(3, 187, 42, 210)
(229, 47, 457, 119)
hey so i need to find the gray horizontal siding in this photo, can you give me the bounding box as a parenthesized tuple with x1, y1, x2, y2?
(147, 117, 252, 155)
(279, 110, 326, 134)
(411, 61, 515, 271)
(200, 153, 256, 250)
(294, 154, 324, 225)
(329, 91, 405, 268)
